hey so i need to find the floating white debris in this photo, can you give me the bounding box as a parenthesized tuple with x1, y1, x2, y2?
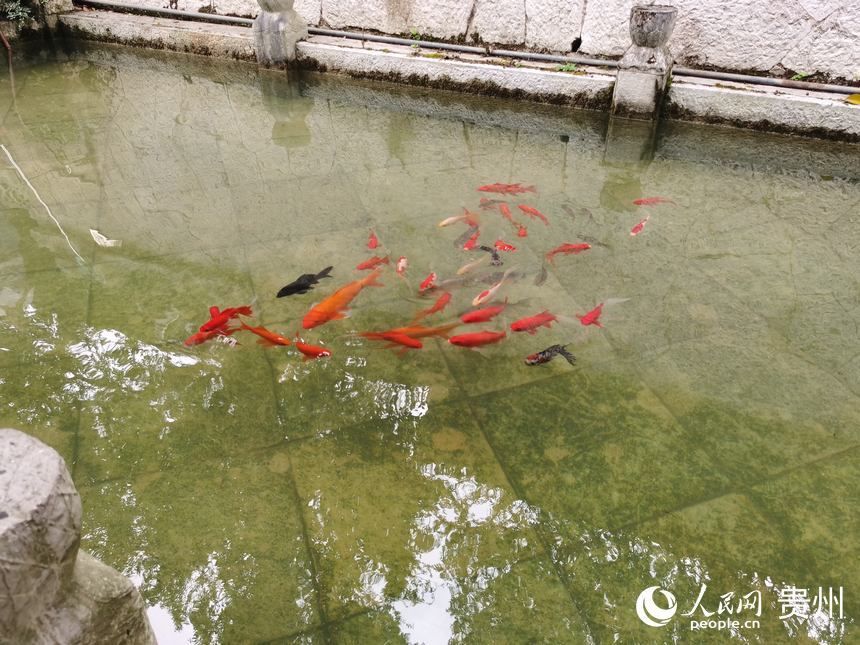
(89, 229, 122, 248)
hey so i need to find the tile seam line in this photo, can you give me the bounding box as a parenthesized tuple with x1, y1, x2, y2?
(245, 244, 334, 643)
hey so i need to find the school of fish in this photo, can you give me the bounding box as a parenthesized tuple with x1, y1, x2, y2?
(184, 185, 675, 366)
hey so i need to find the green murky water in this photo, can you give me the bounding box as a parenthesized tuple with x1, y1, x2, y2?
(1, 43, 859, 644)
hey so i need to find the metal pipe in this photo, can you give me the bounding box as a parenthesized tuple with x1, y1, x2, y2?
(674, 66, 857, 96)
(73, 0, 858, 95)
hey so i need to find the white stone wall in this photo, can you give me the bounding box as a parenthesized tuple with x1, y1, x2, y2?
(112, 0, 860, 80)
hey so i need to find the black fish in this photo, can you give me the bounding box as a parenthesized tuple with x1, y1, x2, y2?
(276, 266, 333, 298)
(525, 344, 576, 366)
(534, 264, 548, 286)
(477, 244, 503, 266)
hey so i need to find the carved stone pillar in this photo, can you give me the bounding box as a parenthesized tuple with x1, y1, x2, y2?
(611, 4, 678, 119)
(253, 0, 308, 67)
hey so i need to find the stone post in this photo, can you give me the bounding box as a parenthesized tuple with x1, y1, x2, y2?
(611, 4, 678, 119)
(253, 0, 308, 67)
(0, 428, 155, 644)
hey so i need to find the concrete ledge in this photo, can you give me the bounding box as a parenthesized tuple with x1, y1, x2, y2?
(668, 77, 860, 142)
(59, 11, 255, 60)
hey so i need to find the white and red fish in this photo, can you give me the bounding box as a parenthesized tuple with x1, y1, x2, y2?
(472, 268, 514, 307)
(419, 272, 437, 293)
(396, 256, 408, 276)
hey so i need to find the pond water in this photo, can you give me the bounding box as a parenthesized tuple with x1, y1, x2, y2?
(1, 43, 858, 644)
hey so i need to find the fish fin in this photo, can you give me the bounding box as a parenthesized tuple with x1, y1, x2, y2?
(560, 348, 577, 365)
(317, 266, 334, 279)
(209, 306, 221, 317)
(331, 311, 349, 320)
(364, 270, 385, 288)
(594, 321, 603, 328)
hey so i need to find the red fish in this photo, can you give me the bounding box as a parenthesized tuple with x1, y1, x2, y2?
(630, 216, 650, 236)
(498, 203, 515, 222)
(184, 325, 239, 346)
(199, 306, 253, 333)
(577, 303, 604, 328)
(463, 229, 481, 251)
(477, 183, 537, 196)
(517, 225, 528, 238)
(239, 322, 291, 346)
(510, 311, 557, 335)
(517, 204, 549, 225)
(415, 292, 451, 320)
(367, 230, 379, 249)
(633, 197, 675, 206)
(494, 239, 516, 252)
(302, 269, 384, 329)
(460, 301, 507, 324)
(396, 256, 408, 276)
(295, 341, 331, 361)
(448, 330, 507, 347)
(360, 331, 423, 349)
(419, 272, 437, 293)
(545, 242, 591, 264)
(387, 322, 459, 339)
(356, 255, 389, 271)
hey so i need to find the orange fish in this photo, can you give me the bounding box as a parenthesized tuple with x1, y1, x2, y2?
(302, 269, 384, 329)
(356, 255, 389, 271)
(577, 303, 604, 328)
(510, 311, 557, 335)
(239, 322, 291, 346)
(448, 330, 507, 347)
(494, 239, 516, 252)
(415, 292, 452, 320)
(360, 331, 423, 349)
(498, 203, 515, 222)
(184, 325, 239, 346)
(367, 230, 379, 249)
(517, 204, 549, 225)
(387, 322, 459, 339)
(477, 183, 536, 196)
(630, 216, 650, 236)
(295, 341, 331, 361)
(545, 242, 591, 264)
(419, 272, 437, 293)
(199, 305, 253, 333)
(633, 197, 675, 206)
(460, 300, 507, 324)
(517, 225, 528, 238)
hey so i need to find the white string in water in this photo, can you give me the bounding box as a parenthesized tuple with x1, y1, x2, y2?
(0, 143, 86, 264)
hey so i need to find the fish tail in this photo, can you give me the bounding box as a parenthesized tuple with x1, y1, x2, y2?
(364, 269, 385, 288)
(317, 266, 334, 280)
(236, 306, 253, 316)
(559, 345, 577, 365)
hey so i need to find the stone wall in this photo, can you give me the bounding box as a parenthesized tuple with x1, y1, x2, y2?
(125, 0, 860, 81)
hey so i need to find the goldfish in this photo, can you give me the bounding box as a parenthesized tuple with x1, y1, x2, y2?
(414, 292, 452, 320)
(277, 266, 333, 298)
(510, 311, 557, 335)
(494, 239, 517, 252)
(419, 272, 437, 293)
(356, 255, 389, 271)
(396, 256, 408, 276)
(633, 197, 675, 206)
(477, 183, 537, 196)
(360, 331, 423, 349)
(457, 254, 488, 275)
(472, 268, 514, 307)
(200, 306, 253, 333)
(387, 322, 460, 339)
(630, 216, 650, 236)
(448, 330, 507, 347)
(517, 225, 528, 238)
(517, 204, 549, 225)
(295, 340, 331, 361)
(302, 269, 384, 329)
(368, 230, 379, 249)
(498, 203, 515, 222)
(463, 229, 481, 251)
(184, 325, 239, 346)
(525, 344, 576, 366)
(479, 197, 506, 210)
(460, 300, 507, 324)
(239, 322, 292, 346)
(577, 303, 604, 328)
(545, 242, 591, 264)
